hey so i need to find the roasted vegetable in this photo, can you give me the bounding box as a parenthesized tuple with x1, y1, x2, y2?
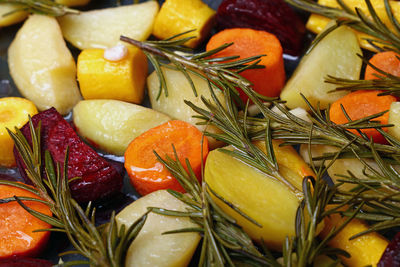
(116, 190, 201, 267)
(280, 25, 362, 110)
(73, 99, 170, 156)
(8, 14, 81, 115)
(58, 1, 159, 50)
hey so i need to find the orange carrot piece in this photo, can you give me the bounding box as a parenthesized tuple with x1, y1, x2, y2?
(329, 90, 396, 143)
(206, 28, 285, 102)
(124, 120, 209, 196)
(365, 51, 400, 80)
(0, 184, 52, 259)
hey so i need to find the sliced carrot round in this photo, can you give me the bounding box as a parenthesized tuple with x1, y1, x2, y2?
(365, 51, 400, 80)
(329, 90, 396, 143)
(124, 120, 209, 195)
(206, 28, 285, 102)
(0, 184, 52, 259)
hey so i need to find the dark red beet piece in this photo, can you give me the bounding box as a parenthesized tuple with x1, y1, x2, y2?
(379, 232, 400, 267)
(0, 257, 53, 267)
(14, 108, 123, 203)
(216, 0, 306, 56)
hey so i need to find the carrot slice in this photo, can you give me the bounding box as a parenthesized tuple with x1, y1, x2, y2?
(329, 90, 396, 143)
(0, 184, 52, 259)
(206, 28, 285, 102)
(124, 120, 209, 195)
(365, 51, 400, 80)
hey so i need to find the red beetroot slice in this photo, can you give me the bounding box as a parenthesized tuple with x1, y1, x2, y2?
(14, 108, 122, 203)
(216, 0, 306, 56)
(0, 257, 53, 267)
(378, 232, 400, 267)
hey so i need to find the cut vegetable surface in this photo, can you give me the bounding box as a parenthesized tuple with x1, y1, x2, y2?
(116, 190, 201, 267)
(364, 51, 400, 80)
(320, 207, 389, 267)
(0, 97, 37, 167)
(8, 14, 81, 115)
(206, 28, 285, 102)
(0, 4, 28, 27)
(73, 99, 171, 156)
(204, 140, 311, 250)
(124, 120, 208, 196)
(153, 0, 215, 48)
(58, 1, 159, 49)
(77, 46, 147, 104)
(329, 90, 396, 143)
(0, 183, 52, 259)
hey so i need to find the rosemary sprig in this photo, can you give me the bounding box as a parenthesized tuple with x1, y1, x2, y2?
(1, 121, 146, 267)
(151, 146, 279, 267)
(0, 0, 78, 17)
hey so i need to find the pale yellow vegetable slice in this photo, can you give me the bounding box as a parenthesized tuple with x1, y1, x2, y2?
(116, 190, 201, 267)
(58, 1, 159, 50)
(55, 0, 90, 7)
(8, 14, 81, 115)
(306, 0, 400, 51)
(388, 101, 400, 141)
(147, 67, 226, 149)
(153, 0, 215, 48)
(0, 4, 28, 27)
(204, 140, 311, 250)
(73, 99, 171, 156)
(280, 25, 362, 111)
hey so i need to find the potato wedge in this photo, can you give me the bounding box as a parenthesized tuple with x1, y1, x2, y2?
(147, 67, 225, 149)
(73, 100, 171, 156)
(58, 1, 159, 50)
(280, 25, 362, 110)
(8, 14, 81, 115)
(205, 140, 312, 250)
(116, 190, 201, 267)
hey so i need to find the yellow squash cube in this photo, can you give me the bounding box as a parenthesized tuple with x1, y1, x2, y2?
(0, 97, 38, 167)
(0, 4, 28, 27)
(307, 0, 400, 51)
(320, 206, 389, 266)
(153, 0, 215, 48)
(77, 47, 147, 104)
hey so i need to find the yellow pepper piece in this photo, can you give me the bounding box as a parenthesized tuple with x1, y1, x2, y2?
(0, 4, 28, 27)
(55, 0, 90, 7)
(306, 0, 400, 51)
(0, 97, 38, 167)
(77, 46, 147, 104)
(320, 207, 389, 266)
(152, 0, 216, 48)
